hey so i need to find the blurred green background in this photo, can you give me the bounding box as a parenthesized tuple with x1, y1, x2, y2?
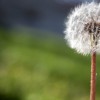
(0, 29, 100, 100)
(0, 0, 100, 100)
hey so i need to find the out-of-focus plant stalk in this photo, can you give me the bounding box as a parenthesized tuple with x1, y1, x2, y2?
(90, 52, 96, 100)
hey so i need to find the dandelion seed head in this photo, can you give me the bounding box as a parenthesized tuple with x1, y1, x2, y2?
(64, 2, 100, 55)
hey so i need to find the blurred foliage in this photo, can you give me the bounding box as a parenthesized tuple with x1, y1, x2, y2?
(0, 29, 100, 100)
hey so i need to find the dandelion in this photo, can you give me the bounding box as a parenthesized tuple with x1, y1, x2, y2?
(64, 2, 100, 100)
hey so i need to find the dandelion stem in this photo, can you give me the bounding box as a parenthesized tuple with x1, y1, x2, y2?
(90, 51, 96, 100)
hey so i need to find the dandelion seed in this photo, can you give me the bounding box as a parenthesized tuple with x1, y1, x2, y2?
(64, 2, 100, 55)
(96, 73, 97, 76)
(64, 2, 100, 100)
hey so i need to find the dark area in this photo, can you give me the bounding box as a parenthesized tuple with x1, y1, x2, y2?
(0, 0, 92, 33)
(0, 93, 21, 100)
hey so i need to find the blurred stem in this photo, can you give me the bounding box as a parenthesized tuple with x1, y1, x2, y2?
(90, 52, 96, 100)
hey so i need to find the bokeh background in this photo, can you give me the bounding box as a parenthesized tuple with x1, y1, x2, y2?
(0, 0, 100, 100)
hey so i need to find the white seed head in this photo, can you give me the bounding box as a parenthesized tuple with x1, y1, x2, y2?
(64, 2, 100, 55)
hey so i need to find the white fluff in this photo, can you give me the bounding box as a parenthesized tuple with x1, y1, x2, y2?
(64, 2, 100, 55)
